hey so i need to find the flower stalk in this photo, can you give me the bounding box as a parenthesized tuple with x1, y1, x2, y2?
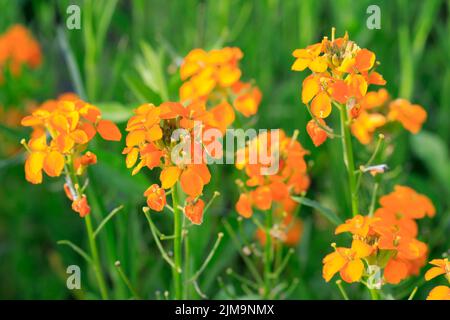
(68, 159, 108, 300)
(338, 103, 359, 217)
(171, 184, 183, 300)
(263, 211, 273, 299)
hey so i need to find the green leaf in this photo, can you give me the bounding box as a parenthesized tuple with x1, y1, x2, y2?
(96, 102, 133, 123)
(411, 131, 450, 194)
(57, 240, 93, 264)
(93, 205, 124, 238)
(291, 196, 343, 226)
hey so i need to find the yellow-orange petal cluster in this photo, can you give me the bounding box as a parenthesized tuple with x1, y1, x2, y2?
(424, 258, 450, 300)
(388, 99, 427, 134)
(349, 89, 427, 144)
(21, 93, 121, 184)
(235, 130, 310, 220)
(292, 31, 385, 121)
(180, 47, 262, 126)
(0, 24, 41, 82)
(322, 185, 435, 285)
(124, 102, 214, 224)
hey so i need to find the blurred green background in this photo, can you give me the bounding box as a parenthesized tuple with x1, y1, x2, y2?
(0, 0, 449, 299)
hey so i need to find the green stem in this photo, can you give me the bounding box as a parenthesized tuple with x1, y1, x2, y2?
(114, 261, 141, 300)
(369, 288, 380, 300)
(336, 280, 349, 300)
(171, 185, 183, 300)
(68, 161, 108, 299)
(263, 211, 273, 299)
(85, 213, 109, 299)
(338, 104, 359, 217)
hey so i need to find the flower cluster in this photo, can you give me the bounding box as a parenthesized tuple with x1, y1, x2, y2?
(291, 31, 386, 145)
(235, 130, 309, 245)
(292, 30, 428, 147)
(323, 185, 435, 285)
(424, 258, 450, 300)
(0, 24, 41, 82)
(123, 102, 213, 225)
(21, 93, 122, 216)
(180, 47, 262, 131)
(351, 89, 427, 144)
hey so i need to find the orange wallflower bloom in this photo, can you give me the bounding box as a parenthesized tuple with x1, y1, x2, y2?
(378, 185, 435, 219)
(0, 24, 41, 81)
(144, 184, 166, 212)
(235, 130, 309, 218)
(425, 258, 450, 300)
(425, 258, 450, 281)
(306, 119, 328, 146)
(184, 197, 205, 225)
(335, 214, 377, 237)
(180, 47, 262, 125)
(71, 195, 91, 218)
(292, 31, 385, 122)
(323, 185, 434, 286)
(361, 89, 389, 110)
(124, 101, 215, 224)
(236, 193, 253, 218)
(21, 93, 121, 217)
(388, 99, 427, 134)
(322, 240, 372, 283)
(351, 111, 386, 145)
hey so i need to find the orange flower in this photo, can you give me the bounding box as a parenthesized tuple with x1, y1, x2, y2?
(373, 207, 418, 238)
(292, 30, 390, 149)
(232, 82, 262, 117)
(335, 214, 377, 237)
(184, 197, 205, 225)
(74, 151, 98, 174)
(306, 119, 328, 146)
(360, 89, 389, 110)
(23, 133, 65, 184)
(322, 240, 372, 283)
(424, 258, 449, 281)
(291, 43, 327, 73)
(351, 111, 386, 145)
(144, 184, 166, 212)
(425, 258, 450, 300)
(71, 195, 91, 217)
(236, 193, 253, 218)
(383, 258, 409, 284)
(378, 185, 435, 219)
(324, 185, 435, 286)
(0, 24, 41, 80)
(235, 130, 310, 218)
(21, 93, 121, 218)
(124, 101, 214, 221)
(388, 99, 427, 134)
(180, 47, 261, 125)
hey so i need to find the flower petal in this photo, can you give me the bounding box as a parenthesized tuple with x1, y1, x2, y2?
(160, 166, 182, 189)
(97, 119, 122, 141)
